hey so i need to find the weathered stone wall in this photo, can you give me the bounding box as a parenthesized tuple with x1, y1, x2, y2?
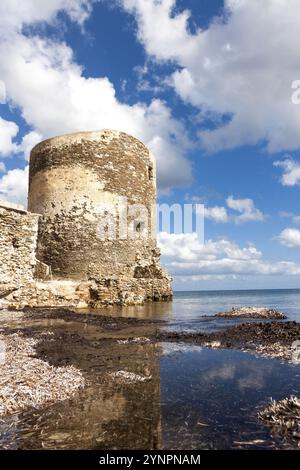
(1, 275, 173, 309)
(0, 129, 172, 308)
(0, 201, 39, 289)
(28, 129, 172, 303)
(28, 130, 158, 280)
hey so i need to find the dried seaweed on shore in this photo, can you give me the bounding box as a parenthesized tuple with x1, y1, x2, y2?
(258, 396, 300, 447)
(0, 332, 85, 416)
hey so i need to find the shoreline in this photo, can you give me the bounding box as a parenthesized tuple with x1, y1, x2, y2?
(4, 308, 300, 362)
(155, 321, 300, 362)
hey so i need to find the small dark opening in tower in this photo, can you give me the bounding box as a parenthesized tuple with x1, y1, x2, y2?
(12, 237, 20, 248)
(148, 166, 153, 180)
(135, 221, 144, 233)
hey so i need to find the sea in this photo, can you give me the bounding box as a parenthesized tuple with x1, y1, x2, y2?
(104, 288, 300, 331)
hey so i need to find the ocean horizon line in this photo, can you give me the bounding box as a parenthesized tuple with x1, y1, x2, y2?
(174, 287, 300, 294)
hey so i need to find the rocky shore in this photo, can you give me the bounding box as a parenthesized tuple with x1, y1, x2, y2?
(156, 321, 300, 362)
(215, 306, 287, 319)
(20, 307, 300, 362)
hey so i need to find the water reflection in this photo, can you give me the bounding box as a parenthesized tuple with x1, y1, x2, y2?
(76, 300, 173, 321)
(0, 320, 163, 450)
(160, 346, 300, 449)
(1, 316, 299, 450)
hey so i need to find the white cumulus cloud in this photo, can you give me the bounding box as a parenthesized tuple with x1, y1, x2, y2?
(17, 131, 43, 161)
(0, 0, 93, 32)
(203, 196, 264, 224)
(0, 165, 28, 207)
(274, 158, 300, 186)
(120, 0, 300, 154)
(158, 232, 300, 280)
(204, 206, 228, 223)
(226, 195, 265, 224)
(0, 80, 6, 103)
(0, 0, 192, 202)
(0, 117, 19, 156)
(277, 228, 300, 248)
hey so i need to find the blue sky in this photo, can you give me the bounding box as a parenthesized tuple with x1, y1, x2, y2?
(1, 0, 300, 290)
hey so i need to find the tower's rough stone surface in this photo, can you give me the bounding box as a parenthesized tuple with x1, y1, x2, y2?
(12, 129, 172, 307)
(0, 130, 172, 308)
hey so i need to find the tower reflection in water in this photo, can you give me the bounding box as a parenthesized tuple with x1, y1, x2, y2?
(11, 302, 173, 450)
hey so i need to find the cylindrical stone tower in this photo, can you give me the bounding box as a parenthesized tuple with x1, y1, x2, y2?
(28, 130, 172, 303)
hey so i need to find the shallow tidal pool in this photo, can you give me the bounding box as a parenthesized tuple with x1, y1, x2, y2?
(0, 314, 299, 450)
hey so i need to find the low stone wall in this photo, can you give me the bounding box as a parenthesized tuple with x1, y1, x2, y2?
(1, 275, 172, 310)
(89, 275, 173, 307)
(0, 201, 40, 289)
(1, 280, 84, 309)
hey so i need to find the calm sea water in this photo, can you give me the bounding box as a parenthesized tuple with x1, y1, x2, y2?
(174, 288, 300, 320)
(99, 288, 300, 331)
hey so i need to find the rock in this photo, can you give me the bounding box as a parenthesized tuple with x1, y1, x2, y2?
(0, 284, 19, 299)
(76, 300, 89, 309)
(34, 260, 51, 280)
(108, 370, 152, 384)
(215, 306, 287, 319)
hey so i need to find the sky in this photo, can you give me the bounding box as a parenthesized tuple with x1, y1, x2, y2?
(1, 0, 300, 291)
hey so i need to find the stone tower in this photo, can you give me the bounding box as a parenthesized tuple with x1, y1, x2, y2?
(28, 130, 172, 305)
